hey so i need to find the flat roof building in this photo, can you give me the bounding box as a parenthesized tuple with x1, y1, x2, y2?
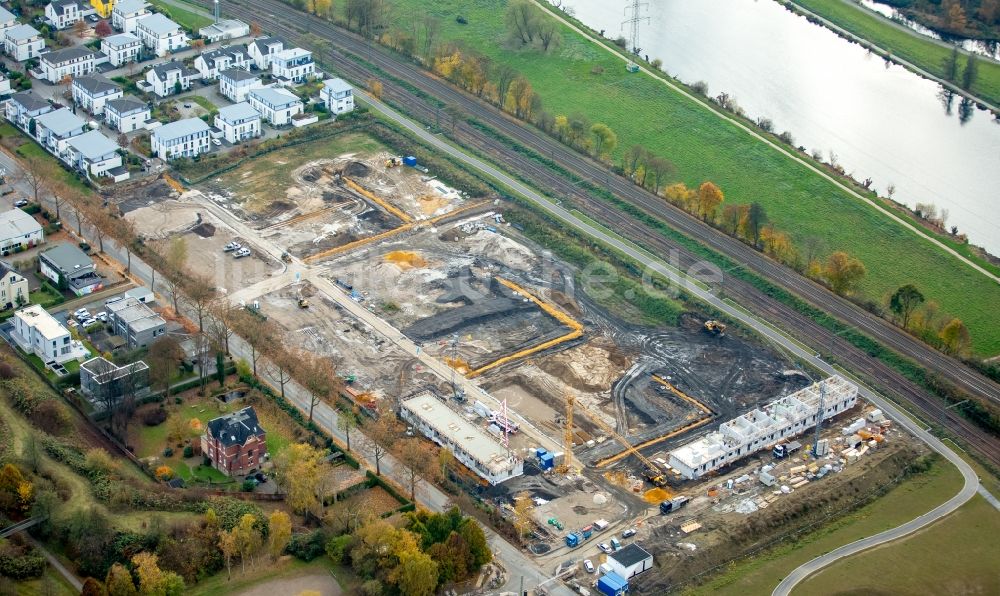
(400, 391, 523, 485)
(668, 376, 859, 479)
(106, 296, 165, 349)
(607, 544, 653, 580)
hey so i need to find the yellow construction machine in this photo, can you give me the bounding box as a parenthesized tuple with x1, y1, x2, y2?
(703, 320, 727, 336)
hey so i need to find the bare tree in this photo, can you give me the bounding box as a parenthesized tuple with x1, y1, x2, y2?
(396, 437, 435, 500)
(193, 333, 213, 391)
(21, 154, 53, 204)
(181, 273, 216, 332)
(296, 351, 339, 423)
(147, 336, 184, 399)
(207, 299, 236, 355)
(264, 349, 295, 400)
(361, 404, 400, 476)
(337, 406, 359, 451)
(231, 310, 276, 377)
(493, 64, 517, 109)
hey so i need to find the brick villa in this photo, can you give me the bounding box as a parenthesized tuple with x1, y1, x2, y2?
(201, 406, 267, 477)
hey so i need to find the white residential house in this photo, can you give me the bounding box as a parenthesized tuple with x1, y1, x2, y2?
(4, 25, 46, 62)
(151, 117, 210, 159)
(39, 47, 100, 83)
(65, 130, 125, 179)
(194, 45, 249, 80)
(0, 261, 29, 311)
(111, 0, 150, 34)
(214, 102, 260, 144)
(248, 86, 303, 126)
(33, 108, 87, 154)
(72, 75, 122, 115)
(270, 47, 314, 84)
(321, 78, 354, 115)
(105, 96, 149, 133)
(5, 92, 53, 129)
(144, 61, 197, 97)
(0, 7, 17, 37)
(0, 74, 10, 97)
(217, 67, 262, 103)
(45, 0, 83, 30)
(199, 18, 249, 43)
(247, 36, 283, 70)
(0, 209, 43, 255)
(101, 32, 142, 66)
(134, 13, 187, 57)
(12, 305, 86, 365)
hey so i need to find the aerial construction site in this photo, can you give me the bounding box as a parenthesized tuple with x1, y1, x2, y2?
(117, 136, 925, 593)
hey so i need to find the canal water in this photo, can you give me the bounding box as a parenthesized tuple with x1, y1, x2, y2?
(558, 0, 1000, 255)
(860, 0, 1000, 60)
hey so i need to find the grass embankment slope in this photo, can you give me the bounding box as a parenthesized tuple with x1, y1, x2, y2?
(389, 0, 1000, 356)
(686, 455, 967, 595)
(798, 493, 1000, 595)
(788, 0, 1000, 108)
(149, 0, 214, 31)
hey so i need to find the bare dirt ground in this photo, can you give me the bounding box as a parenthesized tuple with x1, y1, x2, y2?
(234, 572, 341, 596)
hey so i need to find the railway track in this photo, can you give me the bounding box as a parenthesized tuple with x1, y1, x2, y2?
(202, 0, 1000, 468)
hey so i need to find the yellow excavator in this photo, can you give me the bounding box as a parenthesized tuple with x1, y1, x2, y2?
(704, 320, 727, 336)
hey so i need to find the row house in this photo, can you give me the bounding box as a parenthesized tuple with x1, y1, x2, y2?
(270, 47, 314, 84)
(111, 0, 150, 34)
(45, 0, 84, 30)
(321, 78, 355, 115)
(72, 75, 122, 115)
(105, 96, 149, 133)
(5, 25, 45, 62)
(5, 92, 54, 129)
(194, 45, 249, 80)
(0, 7, 16, 37)
(151, 117, 209, 159)
(144, 61, 197, 97)
(214, 102, 260, 144)
(248, 87, 303, 126)
(33, 108, 87, 154)
(65, 130, 125, 180)
(135, 13, 187, 57)
(101, 32, 142, 66)
(39, 46, 100, 83)
(218, 67, 262, 103)
(0, 261, 28, 311)
(247, 36, 283, 69)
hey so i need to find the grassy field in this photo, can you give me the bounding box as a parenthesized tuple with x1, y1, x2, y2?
(798, 494, 1000, 595)
(383, 0, 1000, 355)
(789, 0, 1000, 107)
(687, 454, 964, 595)
(149, 0, 213, 31)
(185, 557, 354, 596)
(212, 131, 385, 213)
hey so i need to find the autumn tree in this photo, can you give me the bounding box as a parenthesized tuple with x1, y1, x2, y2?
(147, 336, 183, 398)
(132, 552, 184, 595)
(80, 577, 107, 596)
(396, 549, 438, 596)
(944, 0, 967, 31)
(104, 563, 137, 596)
(362, 404, 399, 475)
(889, 284, 924, 329)
(234, 514, 262, 573)
(823, 251, 867, 295)
(218, 529, 237, 580)
(230, 310, 277, 376)
(297, 351, 338, 423)
(95, 20, 112, 37)
(367, 77, 383, 99)
(939, 318, 971, 355)
(746, 202, 767, 246)
(267, 510, 292, 561)
(250, 21, 262, 37)
(181, 272, 216, 332)
(396, 437, 434, 501)
(512, 491, 533, 538)
(697, 181, 724, 222)
(589, 123, 617, 159)
(275, 443, 325, 518)
(73, 19, 88, 37)
(337, 405, 359, 451)
(493, 63, 517, 109)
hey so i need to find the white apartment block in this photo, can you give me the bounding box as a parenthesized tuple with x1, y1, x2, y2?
(65, 130, 124, 178)
(33, 108, 87, 154)
(270, 47, 314, 84)
(214, 102, 260, 144)
(39, 47, 99, 83)
(247, 36, 283, 69)
(11, 305, 84, 365)
(112, 0, 150, 34)
(4, 24, 45, 62)
(101, 33, 142, 66)
(71, 75, 122, 115)
(0, 262, 28, 311)
(144, 61, 197, 97)
(194, 45, 250, 80)
(321, 78, 354, 115)
(0, 209, 44, 255)
(45, 0, 83, 30)
(218, 67, 262, 103)
(105, 96, 150, 133)
(247, 87, 303, 126)
(151, 117, 210, 159)
(0, 7, 17, 37)
(5, 92, 53, 129)
(0, 74, 10, 97)
(668, 376, 859, 479)
(135, 13, 187, 57)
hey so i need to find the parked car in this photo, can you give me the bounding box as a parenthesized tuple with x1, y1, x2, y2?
(74, 308, 90, 320)
(621, 528, 637, 538)
(80, 318, 97, 327)
(233, 247, 251, 258)
(183, 102, 192, 108)
(66, 319, 78, 328)
(583, 560, 595, 574)
(223, 241, 241, 252)
(254, 472, 266, 483)
(88, 15, 98, 22)
(96, 312, 107, 322)
(597, 543, 612, 554)
(212, 138, 222, 146)
(14, 199, 28, 208)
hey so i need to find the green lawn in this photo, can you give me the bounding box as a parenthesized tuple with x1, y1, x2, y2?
(380, 0, 1000, 355)
(185, 557, 354, 596)
(789, 0, 1000, 107)
(183, 95, 219, 116)
(687, 455, 964, 595)
(798, 494, 1000, 595)
(149, 0, 214, 31)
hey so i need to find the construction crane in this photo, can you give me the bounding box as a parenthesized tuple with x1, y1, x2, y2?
(556, 394, 576, 474)
(812, 379, 827, 457)
(581, 401, 667, 487)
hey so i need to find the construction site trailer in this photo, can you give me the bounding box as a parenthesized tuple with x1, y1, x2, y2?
(607, 543, 653, 579)
(597, 572, 628, 596)
(668, 376, 859, 480)
(400, 391, 523, 485)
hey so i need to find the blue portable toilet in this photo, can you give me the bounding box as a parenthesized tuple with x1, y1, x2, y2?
(403, 155, 417, 167)
(597, 572, 628, 596)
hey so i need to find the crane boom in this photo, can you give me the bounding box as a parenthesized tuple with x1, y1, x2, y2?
(577, 401, 666, 486)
